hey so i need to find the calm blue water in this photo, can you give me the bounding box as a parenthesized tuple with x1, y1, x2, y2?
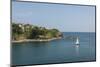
(12, 32, 96, 65)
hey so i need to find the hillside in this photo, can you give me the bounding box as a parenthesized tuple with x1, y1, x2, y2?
(12, 23, 63, 42)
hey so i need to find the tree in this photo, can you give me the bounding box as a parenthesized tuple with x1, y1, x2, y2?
(12, 23, 23, 40)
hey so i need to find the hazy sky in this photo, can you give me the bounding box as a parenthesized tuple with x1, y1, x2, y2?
(12, 1, 95, 32)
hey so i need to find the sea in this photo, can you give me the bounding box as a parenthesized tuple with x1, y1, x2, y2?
(12, 32, 96, 65)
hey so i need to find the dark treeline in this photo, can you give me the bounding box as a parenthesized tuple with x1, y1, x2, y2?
(12, 23, 63, 41)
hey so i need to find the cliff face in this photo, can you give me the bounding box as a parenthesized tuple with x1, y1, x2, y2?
(12, 23, 63, 41)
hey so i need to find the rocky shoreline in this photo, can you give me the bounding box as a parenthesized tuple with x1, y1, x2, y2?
(12, 37, 62, 43)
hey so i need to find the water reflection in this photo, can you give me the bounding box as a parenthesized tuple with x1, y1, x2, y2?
(75, 45, 79, 57)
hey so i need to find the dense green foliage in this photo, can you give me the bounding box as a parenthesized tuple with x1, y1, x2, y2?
(12, 23, 63, 40)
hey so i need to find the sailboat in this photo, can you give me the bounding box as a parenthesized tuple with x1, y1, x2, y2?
(75, 37, 80, 45)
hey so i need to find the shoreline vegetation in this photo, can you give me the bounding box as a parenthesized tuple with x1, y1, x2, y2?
(12, 23, 63, 43)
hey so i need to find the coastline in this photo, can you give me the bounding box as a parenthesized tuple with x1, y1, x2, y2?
(12, 37, 62, 43)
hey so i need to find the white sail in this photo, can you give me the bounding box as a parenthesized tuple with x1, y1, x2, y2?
(75, 37, 79, 45)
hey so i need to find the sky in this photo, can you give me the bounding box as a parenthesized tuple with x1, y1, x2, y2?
(12, 1, 95, 32)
